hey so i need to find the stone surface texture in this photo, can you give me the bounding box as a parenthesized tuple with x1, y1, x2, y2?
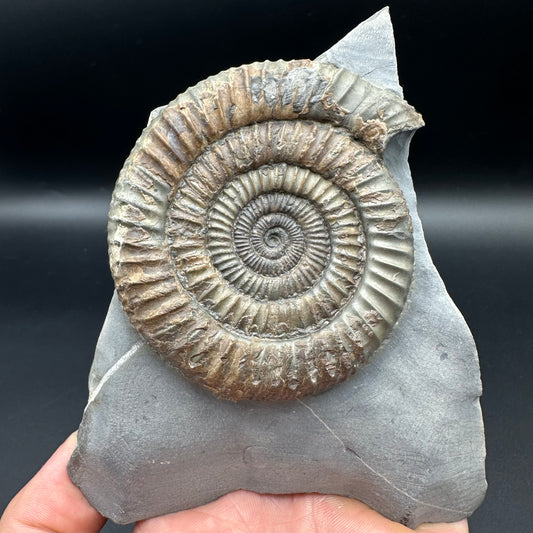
(68, 8, 487, 527)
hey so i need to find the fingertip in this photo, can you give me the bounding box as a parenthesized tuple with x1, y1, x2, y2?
(67, 430, 78, 445)
(316, 495, 408, 532)
(320, 496, 469, 533)
(416, 518, 469, 532)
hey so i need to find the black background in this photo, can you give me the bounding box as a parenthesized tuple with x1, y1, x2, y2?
(1, 1, 532, 532)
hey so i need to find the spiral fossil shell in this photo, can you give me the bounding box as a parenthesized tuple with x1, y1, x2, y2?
(108, 59, 423, 401)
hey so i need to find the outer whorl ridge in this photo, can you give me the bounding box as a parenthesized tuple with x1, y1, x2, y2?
(108, 59, 423, 401)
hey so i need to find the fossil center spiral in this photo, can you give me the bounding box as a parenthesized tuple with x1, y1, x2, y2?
(234, 195, 308, 277)
(167, 156, 364, 339)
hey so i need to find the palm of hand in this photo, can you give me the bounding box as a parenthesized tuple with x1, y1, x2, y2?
(134, 490, 467, 533)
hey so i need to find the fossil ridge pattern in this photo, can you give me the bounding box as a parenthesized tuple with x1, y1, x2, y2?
(108, 59, 424, 401)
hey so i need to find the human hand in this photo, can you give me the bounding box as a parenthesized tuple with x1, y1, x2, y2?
(0, 434, 468, 533)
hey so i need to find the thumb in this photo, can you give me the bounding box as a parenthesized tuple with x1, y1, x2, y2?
(0, 432, 107, 533)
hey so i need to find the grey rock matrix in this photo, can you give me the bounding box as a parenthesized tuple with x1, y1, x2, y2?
(68, 8, 487, 527)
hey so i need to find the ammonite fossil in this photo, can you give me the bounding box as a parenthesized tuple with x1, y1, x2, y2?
(108, 59, 423, 401)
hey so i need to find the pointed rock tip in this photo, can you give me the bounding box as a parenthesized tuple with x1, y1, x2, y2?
(316, 6, 403, 96)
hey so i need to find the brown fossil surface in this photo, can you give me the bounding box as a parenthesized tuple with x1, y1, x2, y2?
(108, 59, 423, 401)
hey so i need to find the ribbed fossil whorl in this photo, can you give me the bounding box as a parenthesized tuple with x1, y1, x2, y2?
(108, 59, 423, 401)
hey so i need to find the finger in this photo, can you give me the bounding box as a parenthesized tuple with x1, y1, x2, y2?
(318, 498, 469, 533)
(416, 519, 468, 532)
(0, 432, 107, 533)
